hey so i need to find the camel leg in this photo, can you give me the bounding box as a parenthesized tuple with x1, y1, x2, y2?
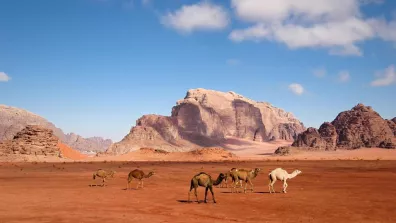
(102, 177, 106, 187)
(248, 178, 254, 192)
(270, 178, 277, 193)
(283, 180, 288, 193)
(194, 187, 199, 204)
(141, 180, 144, 188)
(188, 186, 193, 203)
(136, 180, 140, 189)
(204, 187, 209, 203)
(127, 178, 132, 190)
(209, 186, 216, 203)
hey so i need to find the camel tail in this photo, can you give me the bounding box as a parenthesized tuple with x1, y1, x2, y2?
(93, 174, 96, 180)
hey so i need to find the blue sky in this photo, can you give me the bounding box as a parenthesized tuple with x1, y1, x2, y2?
(0, 0, 395, 141)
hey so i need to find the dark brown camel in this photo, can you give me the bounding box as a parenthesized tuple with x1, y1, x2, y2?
(188, 172, 226, 203)
(126, 169, 155, 190)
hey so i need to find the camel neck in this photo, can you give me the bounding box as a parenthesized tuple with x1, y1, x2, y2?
(287, 172, 298, 179)
(213, 175, 224, 186)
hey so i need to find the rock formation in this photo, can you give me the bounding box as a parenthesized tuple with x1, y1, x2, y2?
(0, 105, 112, 152)
(292, 104, 395, 150)
(0, 125, 61, 156)
(63, 133, 113, 153)
(108, 88, 305, 154)
(387, 118, 396, 136)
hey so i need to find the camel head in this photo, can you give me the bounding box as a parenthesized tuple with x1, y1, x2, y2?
(108, 170, 116, 178)
(212, 173, 226, 186)
(293, 170, 302, 176)
(147, 171, 155, 177)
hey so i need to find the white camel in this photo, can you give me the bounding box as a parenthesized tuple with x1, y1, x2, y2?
(268, 168, 302, 193)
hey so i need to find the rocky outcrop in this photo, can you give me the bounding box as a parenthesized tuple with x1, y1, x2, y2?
(0, 125, 61, 156)
(108, 89, 305, 154)
(274, 146, 292, 156)
(293, 104, 395, 150)
(0, 105, 112, 152)
(387, 118, 396, 136)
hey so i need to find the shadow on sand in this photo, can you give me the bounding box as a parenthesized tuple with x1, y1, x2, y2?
(177, 200, 214, 204)
(88, 184, 105, 187)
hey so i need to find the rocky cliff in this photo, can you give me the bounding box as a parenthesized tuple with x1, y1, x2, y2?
(0, 125, 61, 156)
(292, 104, 396, 150)
(0, 105, 112, 152)
(108, 88, 305, 154)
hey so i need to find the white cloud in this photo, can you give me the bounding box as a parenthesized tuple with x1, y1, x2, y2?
(371, 65, 396, 87)
(229, 18, 373, 56)
(313, 68, 326, 78)
(161, 2, 229, 33)
(231, 0, 360, 24)
(0, 72, 11, 82)
(226, 59, 241, 66)
(288, 83, 304, 95)
(369, 18, 396, 42)
(338, 71, 351, 83)
(229, 0, 396, 56)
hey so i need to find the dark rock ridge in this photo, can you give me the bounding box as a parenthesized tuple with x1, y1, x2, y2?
(292, 104, 396, 150)
(0, 125, 61, 156)
(108, 88, 305, 154)
(0, 105, 112, 152)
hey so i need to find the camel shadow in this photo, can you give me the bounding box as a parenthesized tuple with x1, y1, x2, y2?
(254, 192, 271, 194)
(89, 184, 105, 187)
(177, 200, 210, 204)
(122, 188, 141, 191)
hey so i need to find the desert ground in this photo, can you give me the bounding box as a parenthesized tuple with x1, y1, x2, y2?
(1, 160, 396, 223)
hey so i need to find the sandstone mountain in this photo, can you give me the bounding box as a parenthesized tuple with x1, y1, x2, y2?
(292, 104, 396, 150)
(0, 125, 62, 156)
(108, 88, 305, 154)
(0, 105, 112, 152)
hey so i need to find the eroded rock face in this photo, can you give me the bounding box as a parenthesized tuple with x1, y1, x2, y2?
(332, 104, 394, 149)
(293, 104, 395, 150)
(292, 127, 327, 149)
(0, 125, 60, 156)
(108, 89, 305, 154)
(0, 105, 112, 152)
(387, 118, 396, 136)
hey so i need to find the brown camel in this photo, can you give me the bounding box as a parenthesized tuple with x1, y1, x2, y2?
(126, 169, 155, 190)
(217, 172, 231, 188)
(92, 169, 116, 186)
(218, 168, 238, 188)
(230, 168, 261, 193)
(188, 172, 226, 203)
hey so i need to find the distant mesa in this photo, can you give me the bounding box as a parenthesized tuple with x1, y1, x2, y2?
(0, 105, 113, 153)
(108, 88, 306, 154)
(290, 103, 396, 151)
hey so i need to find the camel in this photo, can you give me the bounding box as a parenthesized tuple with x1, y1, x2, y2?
(126, 169, 155, 190)
(230, 168, 261, 193)
(268, 168, 302, 193)
(188, 172, 226, 203)
(217, 172, 232, 188)
(92, 169, 116, 186)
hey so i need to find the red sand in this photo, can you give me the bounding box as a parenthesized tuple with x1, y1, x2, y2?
(58, 142, 87, 160)
(0, 161, 395, 222)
